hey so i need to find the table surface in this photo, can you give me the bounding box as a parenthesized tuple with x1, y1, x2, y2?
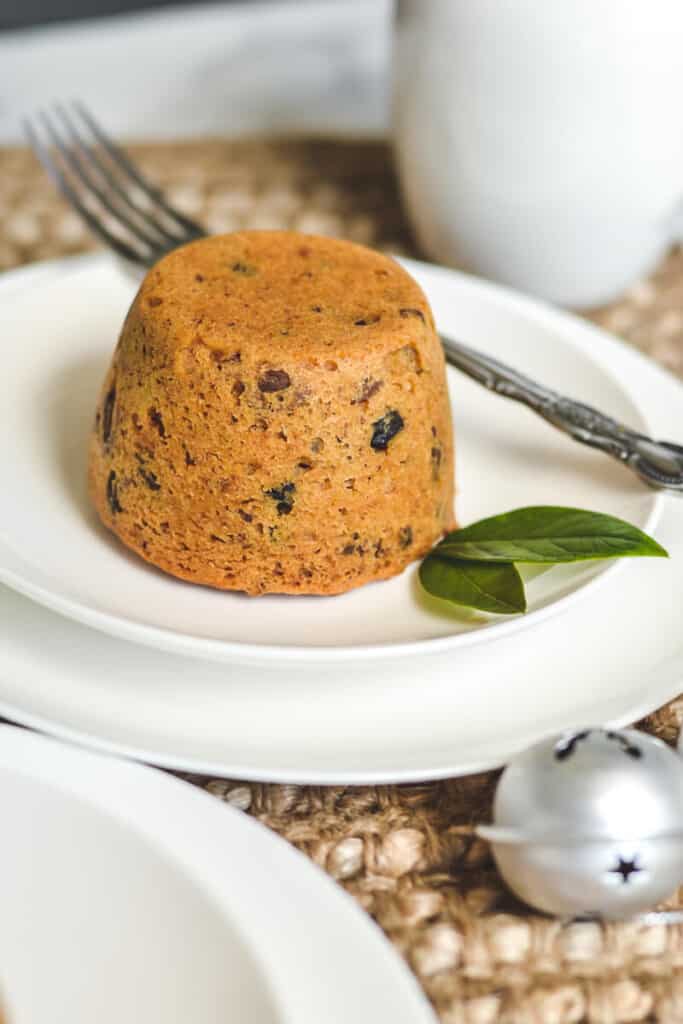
(3, 133, 683, 1023)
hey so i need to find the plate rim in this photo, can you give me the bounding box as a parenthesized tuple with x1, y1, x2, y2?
(0, 724, 436, 1023)
(0, 254, 663, 664)
(0, 657, 681, 784)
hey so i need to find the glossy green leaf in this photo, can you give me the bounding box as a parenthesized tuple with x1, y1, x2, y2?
(419, 553, 526, 615)
(436, 506, 668, 563)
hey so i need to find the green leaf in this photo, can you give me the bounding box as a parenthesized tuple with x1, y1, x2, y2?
(436, 506, 668, 563)
(419, 552, 527, 614)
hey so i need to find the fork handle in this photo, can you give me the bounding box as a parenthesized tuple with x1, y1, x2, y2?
(440, 333, 683, 490)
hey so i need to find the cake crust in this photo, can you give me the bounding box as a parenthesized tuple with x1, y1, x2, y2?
(88, 231, 455, 595)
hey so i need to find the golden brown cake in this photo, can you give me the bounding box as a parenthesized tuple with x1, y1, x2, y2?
(89, 231, 455, 595)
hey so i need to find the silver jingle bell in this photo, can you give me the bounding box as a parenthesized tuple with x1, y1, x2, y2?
(479, 728, 683, 919)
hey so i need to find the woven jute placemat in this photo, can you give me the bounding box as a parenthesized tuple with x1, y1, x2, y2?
(2, 139, 683, 1023)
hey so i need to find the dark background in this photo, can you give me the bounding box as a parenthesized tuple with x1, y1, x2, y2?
(0, 0, 258, 31)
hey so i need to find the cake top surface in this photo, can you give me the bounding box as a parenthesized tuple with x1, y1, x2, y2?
(136, 231, 434, 360)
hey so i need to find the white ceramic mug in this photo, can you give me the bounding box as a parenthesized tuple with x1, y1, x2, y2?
(393, 0, 683, 308)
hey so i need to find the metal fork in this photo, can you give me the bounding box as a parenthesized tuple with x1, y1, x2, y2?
(25, 102, 683, 493)
(24, 102, 204, 267)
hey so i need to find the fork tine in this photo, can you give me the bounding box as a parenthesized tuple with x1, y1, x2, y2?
(24, 116, 153, 266)
(40, 109, 167, 254)
(73, 101, 204, 238)
(55, 104, 187, 247)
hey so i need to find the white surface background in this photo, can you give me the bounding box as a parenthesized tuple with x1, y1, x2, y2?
(0, 0, 390, 143)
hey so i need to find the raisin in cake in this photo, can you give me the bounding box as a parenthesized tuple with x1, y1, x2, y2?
(89, 231, 455, 595)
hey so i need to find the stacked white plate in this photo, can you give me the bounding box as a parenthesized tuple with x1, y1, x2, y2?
(0, 254, 681, 783)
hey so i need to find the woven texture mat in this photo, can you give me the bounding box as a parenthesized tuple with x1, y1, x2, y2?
(3, 139, 683, 1024)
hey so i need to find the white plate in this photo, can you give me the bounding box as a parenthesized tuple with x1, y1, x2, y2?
(0, 255, 659, 663)
(0, 256, 680, 784)
(0, 725, 435, 1024)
